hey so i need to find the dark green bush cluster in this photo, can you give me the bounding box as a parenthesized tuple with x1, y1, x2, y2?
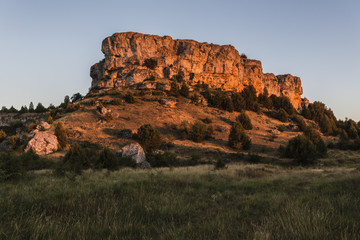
(236, 111, 253, 130)
(228, 122, 251, 150)
(283, 127, 327, 164)
(270, 108, 289, 122)
(292, 115, 306, 131)
(147, 151, 178, 167)
(143, 58, 158, 70)
(337, 119, 360, 139)
(124, 92, 135, 103)
(190, 121, 213, 142)
(137, 124, 162, 153)
(302, 101, 337, 135)
(0, 150, 55, 181)
(57, 144, 137, 175)
(201, 85, 295, 115)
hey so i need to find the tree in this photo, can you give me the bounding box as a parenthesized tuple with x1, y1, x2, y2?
(179, 83, 190, 97)
(35, 103, 47, 113)
(8, 106, 18, 113)
(190, 121, 207, 142)
(97, 148, 119, 170)
(64, 95, 70, 106)
(71, 93, 83, 103)
(29, 102, 35, 113)
(284, 135, 316, 164)
(241, 85, 257, 111)
(236, 111, 253, 130)
(63, 143, 86, 174)
(228, 122, 251, 150)
(19, 106, 29, 114)
(137, 124, 162, 152)
(55, 122, 68, 149)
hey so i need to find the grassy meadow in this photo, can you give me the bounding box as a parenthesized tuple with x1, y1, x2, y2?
(1, 163, 360, 240)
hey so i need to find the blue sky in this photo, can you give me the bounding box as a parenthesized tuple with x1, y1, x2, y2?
(0, 0, 359, 120)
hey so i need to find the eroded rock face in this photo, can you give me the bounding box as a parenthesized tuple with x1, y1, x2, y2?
(90, 32, 303, 109)
(25, 132, 59, 155)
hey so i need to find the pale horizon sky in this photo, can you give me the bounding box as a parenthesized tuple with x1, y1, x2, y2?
(0, 0, 359, 120)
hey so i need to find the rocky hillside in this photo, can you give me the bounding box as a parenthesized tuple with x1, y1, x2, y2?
(91, 32, 304, 109)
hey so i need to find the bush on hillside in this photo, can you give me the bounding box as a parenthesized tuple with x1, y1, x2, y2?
(228, 122, 251, 150)
(0, 130, 6, 142)
(143, 58, 157, 70)
(137, 124, 162, 153)
(190, 121, 207, 142)
(124, 92, 135, 103)
(236, 111, 253, 130)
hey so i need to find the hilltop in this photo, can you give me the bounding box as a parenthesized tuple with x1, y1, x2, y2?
(91, 32, 304, 109)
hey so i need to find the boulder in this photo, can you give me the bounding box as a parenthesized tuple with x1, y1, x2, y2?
(159, 99, 177, 108)
(25, 132, 59, 155)
(122, 142, 146, 164)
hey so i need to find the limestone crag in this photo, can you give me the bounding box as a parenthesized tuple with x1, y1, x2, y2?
(90, 32, 303, 109)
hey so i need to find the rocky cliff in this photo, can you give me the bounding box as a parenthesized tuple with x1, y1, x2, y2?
(90, 32, 303, 109)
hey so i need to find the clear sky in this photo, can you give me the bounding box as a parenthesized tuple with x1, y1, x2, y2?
(0, 0, 359, 120)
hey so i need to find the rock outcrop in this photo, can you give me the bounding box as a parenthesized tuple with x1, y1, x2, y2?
(122, 143, 146, 164)
(90, 32, 303, 109)
(25, 132, 59, 155)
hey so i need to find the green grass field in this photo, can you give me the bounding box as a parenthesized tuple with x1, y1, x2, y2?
(1, 164, 360, 240)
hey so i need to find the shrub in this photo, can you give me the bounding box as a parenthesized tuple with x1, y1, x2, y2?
(188, 154, 201, 166)
(228, 122, 252, 150)
(147, 151, 178, 167)
(111, 98, 123, 106)
(8, 135, 19, 147)
(0, 153, 25, 181)
(47, 115, 54, 124)
(97, 148, 118, 170)
(63, 143, 87, 174)
(137, 124, 162, 153)
(124, 92, 135, 103)
(236, 111, 253, 130)
(292, 115, 306, 131)
(104, 112, 114, 122)
(170, 82, 180, 97)
(206, 125, 214, 139)
(240, 53, 248, 59)
(55, 122, 68, 149)
(179, 121, 190, 139)
(0, 130, 6, 142)
(241, 85, 258, 111)
(271, 108, 288, 122)
(214, 158, 226, 170)
(201, 117, 212, 124)
(118, 156, 136, 168)
(284, 135, 316, 163)
(284, 127, 327, 164)
(303, 127, 327, 157)
(190, 121, 207, 142)
(143, 58, 158, 70)
(179, 83, 190, 97)
(270, 95, 295, 115)
(71, 93, 83, 102)
(65, 103, 80, 113)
